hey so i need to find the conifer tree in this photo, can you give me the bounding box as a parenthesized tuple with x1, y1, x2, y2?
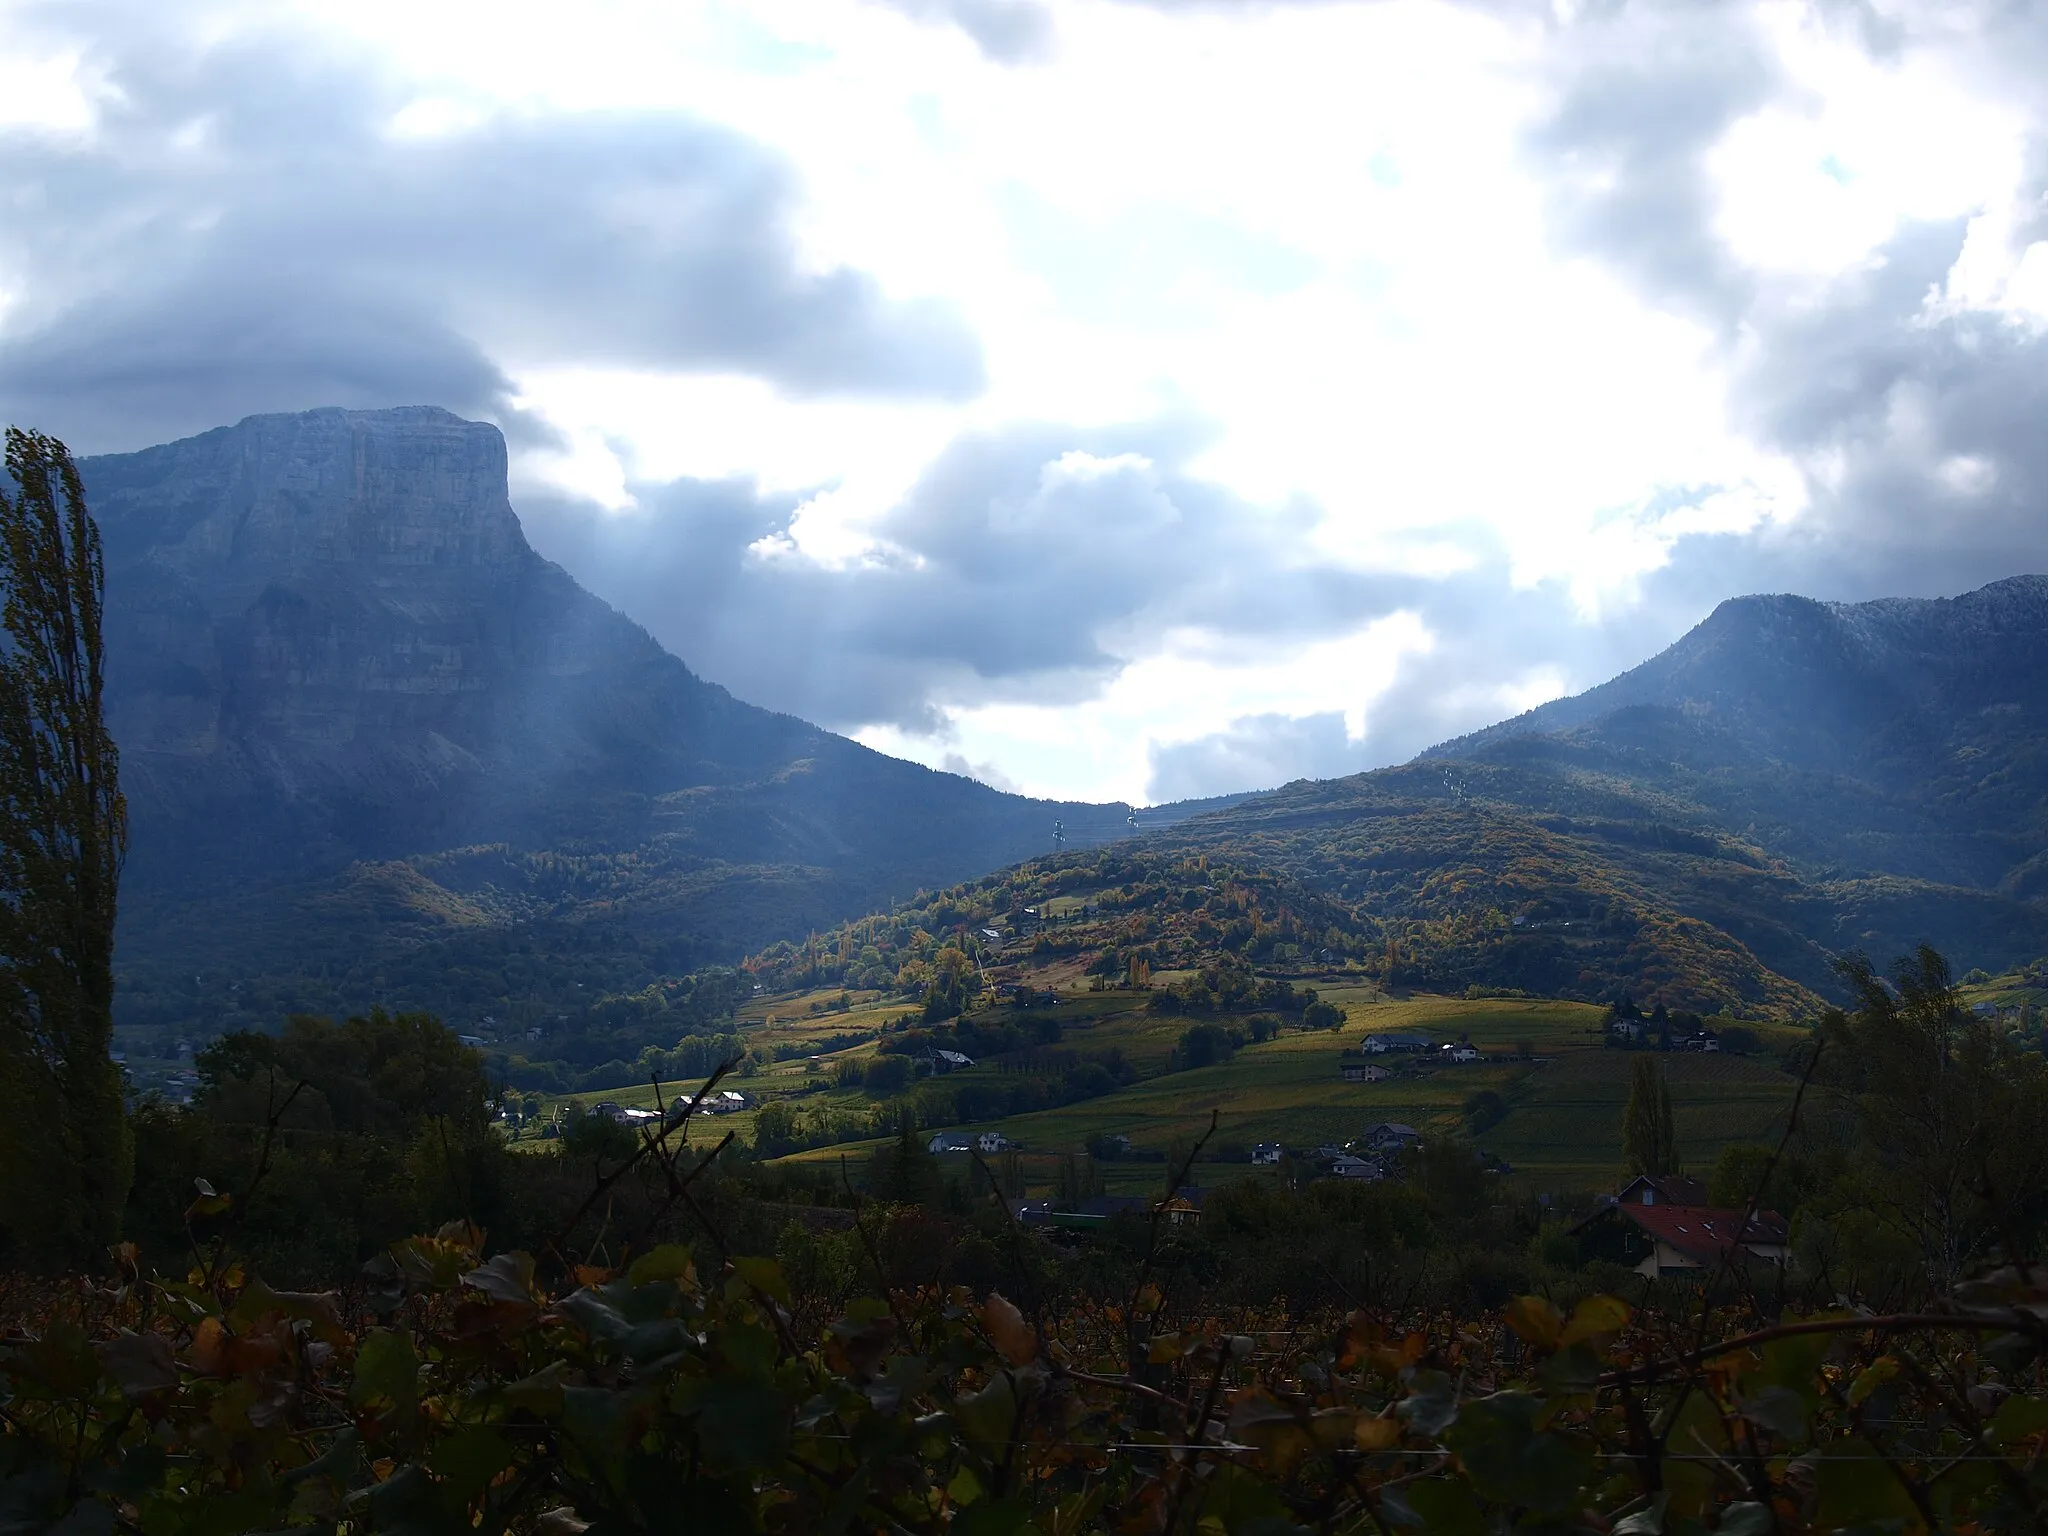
(1621, 1054, 1677, 1178)
(0, 427, 130, 1263)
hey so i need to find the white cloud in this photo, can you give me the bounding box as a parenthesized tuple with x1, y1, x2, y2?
(20, 0, 2048, 801)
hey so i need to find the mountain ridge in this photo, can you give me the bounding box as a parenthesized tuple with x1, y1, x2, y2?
(85, 406, 1224, 1036)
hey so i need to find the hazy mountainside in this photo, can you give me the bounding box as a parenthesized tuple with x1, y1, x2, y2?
(88, 407, 1218, 1035)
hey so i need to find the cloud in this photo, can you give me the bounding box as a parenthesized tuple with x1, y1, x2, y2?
(871, 0, 1054, 62)
(0, 12, 983, 453)
(1505, 2, 2048, 609)
(941, 752, 1021, 792)
(1524, 3, 1781, 323)
(1146, 711, 1362, 802)
(520, 411, 1414, 740)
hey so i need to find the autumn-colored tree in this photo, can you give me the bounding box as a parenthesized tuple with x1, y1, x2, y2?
(0, 427, 130, 1263)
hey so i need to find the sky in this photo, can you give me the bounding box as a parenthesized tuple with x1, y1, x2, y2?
(3, 0, 2047, 806)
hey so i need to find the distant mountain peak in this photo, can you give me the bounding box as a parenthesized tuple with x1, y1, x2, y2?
(1424, 574, 2048, 765)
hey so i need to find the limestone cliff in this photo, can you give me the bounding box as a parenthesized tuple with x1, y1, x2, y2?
(82, 408, 1155, 1004)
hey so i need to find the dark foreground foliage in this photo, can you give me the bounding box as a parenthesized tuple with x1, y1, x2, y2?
(13, 1188, 2048, 1535)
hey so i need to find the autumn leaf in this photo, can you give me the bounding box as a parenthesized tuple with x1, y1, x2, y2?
(985, 1292, 1037, 1366)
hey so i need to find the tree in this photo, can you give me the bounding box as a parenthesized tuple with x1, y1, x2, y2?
(1621, 1055, 1677, 1177)
(1174, 1022, 1236, 1069)
(0, 428, 129, 1264)
(1820, 946, 2048, 1286)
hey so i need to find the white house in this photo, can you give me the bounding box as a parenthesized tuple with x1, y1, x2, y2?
(1251, 1142, 1285, 1165)
(977, 1131, 1013, 1153)
(1448, 1045, 1480, 1063)
(1328, 1154, 1381, 1181)
(928, 1131, 976, 1154)
(1341, 1061, 1392, 1083)
(1360, 1033, 1432, 1054)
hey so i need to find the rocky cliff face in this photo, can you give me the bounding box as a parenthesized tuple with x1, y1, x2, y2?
(84, 408, 1153, 964)
(88, 407, 774, 874)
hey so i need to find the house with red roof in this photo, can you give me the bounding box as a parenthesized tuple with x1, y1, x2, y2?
(1570, 1176, 1790, 1278)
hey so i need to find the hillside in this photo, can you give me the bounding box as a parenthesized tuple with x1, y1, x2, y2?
(720, 576, 2048, 1023)
(88, 407, 1225, 1040)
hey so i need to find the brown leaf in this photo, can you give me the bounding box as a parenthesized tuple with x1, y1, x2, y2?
(984, 1292, 1038, 1366)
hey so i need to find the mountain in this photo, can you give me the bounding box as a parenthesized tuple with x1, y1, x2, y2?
(1119, 579, 2048, 1010)
(1429, 580, 2048, 890)
(87, 407, 1223, 1036)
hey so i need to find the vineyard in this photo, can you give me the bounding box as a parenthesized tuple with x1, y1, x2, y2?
(8, 1137, 2048, 1536)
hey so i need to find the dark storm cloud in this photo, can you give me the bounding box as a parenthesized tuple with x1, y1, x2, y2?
(519, 414, 1415, 739)
(0, 14, 984, 454)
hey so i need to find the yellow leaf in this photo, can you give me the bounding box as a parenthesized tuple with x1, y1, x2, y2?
(1558, 1294, 1632, 1348)
(1148, 1333, 1186, 1365)
(1354, 1413, 1402, 1451)
(1504, 1295, 1562, 1349)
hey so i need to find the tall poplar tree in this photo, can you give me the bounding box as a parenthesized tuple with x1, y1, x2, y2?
(1622, 1054, 1678, 1178)
(0, 427, 130, 1263)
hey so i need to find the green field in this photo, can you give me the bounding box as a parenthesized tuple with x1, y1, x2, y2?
(516, 983, 1810, 1194)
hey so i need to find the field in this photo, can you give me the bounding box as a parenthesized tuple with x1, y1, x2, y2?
(780, 992, 1811, 1193)
(512, 978, 1810, 1195)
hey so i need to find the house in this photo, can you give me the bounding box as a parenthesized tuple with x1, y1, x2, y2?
(934, 1049, 976, 1070)
(1361, 1122, 1421, 1152)
(458, 1034, 486, 1048)
(1159, 1194, 1203, 1227)
(1326, 1154, 1382, 1181)
(1251, 1142, 1285, 1164)
(1611, 1018, 1645, 1040)
(980, 927, 1004, 946)
(1360, 1033, 1432, 1055)
(1340, 1061, 1392, 1083)
(1570, 1200, 1791, 1279)
(675, 1089, 749, 1121)
(928, 1131, 977, 1154)
(976, 1131, 1013, 1154)
(1447, 1045, 1480, 1064)
(1615, 1174, 1711, 1208)
(1682, 1031, 1722, 1053)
